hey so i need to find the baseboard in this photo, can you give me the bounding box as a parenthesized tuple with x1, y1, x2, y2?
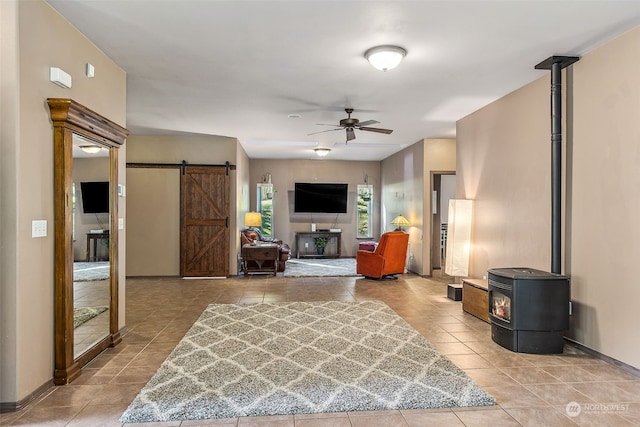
(564, 338, 640, 378)
(0, 380, 53, 413)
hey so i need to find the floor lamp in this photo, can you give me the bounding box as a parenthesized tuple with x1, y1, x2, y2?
(445, 199, 473, 280)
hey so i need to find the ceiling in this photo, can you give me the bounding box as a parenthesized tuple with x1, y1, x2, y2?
(48, 1, 640, 161)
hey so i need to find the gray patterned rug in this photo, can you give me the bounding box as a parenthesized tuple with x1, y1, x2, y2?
(74, 262, 109, 282)
(284, 258, 360, 277)
(73, 306, 108, 328)
(120, 301, 495, 423)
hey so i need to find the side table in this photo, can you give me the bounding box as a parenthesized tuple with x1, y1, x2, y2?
(242, 243, 278, 276)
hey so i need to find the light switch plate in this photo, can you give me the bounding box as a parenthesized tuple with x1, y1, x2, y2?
(118, 218, 124, 230)
(32, 220, 47, 237)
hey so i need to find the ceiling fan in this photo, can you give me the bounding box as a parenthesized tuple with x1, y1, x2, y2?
(308, 108, 393, 142)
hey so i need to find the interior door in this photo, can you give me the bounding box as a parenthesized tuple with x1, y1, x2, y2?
(180, 165, 229, 277)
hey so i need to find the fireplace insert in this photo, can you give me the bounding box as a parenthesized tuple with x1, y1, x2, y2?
(488, 268, 570, 354)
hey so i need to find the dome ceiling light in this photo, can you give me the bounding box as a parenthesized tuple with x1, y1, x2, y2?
(364, 45, 407, 72)
(314, 147, 331, 157)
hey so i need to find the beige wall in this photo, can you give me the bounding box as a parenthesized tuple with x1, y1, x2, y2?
(248, 159, 381, 257)
(457, 76, 551, 276)
(381, 139, 456, 276)
(457, 27, 640, 369)
(569, 27, 640, 368)
(0, 0, 126, 403)
(126, 168, 180, 276)
(126, 134, 241, 276)
(235, 143, 251, 272)
(381, 141, 425, 274)
(424, 139, 457, 275)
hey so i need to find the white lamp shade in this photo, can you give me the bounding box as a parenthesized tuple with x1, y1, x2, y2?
(444, 199, 473, 277)
(365, 45, 407, 72)
(314, 148, 331, 157)
(80, 145, 101, 154)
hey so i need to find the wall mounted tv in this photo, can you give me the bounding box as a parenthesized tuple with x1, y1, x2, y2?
(294, 183, 348, 213)
(80, 181, 109, 214)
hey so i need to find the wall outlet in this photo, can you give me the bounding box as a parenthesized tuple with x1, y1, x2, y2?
(32, 220, 47, 238)
(305, 242, 309, 248)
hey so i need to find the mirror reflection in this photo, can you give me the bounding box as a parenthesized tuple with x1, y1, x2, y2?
(72, 134, 111, 358)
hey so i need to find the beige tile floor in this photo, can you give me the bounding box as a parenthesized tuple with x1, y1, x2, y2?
(74, 279, 111, 357)
(2, 273, 639, 426)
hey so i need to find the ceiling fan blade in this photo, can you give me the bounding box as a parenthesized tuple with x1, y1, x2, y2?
(308, 128, 342, 136)
(346, 128, 356, 141)
(356, 120, 379, 127)
(359, 126, 393, 134)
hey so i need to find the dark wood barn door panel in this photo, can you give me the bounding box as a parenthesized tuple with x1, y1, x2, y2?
(180, 166, 229, 277)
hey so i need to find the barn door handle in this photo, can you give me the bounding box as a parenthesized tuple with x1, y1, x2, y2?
(226, 217, 229, 228)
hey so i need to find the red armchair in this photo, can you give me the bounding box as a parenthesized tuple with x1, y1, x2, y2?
(356, 231, 409, 279)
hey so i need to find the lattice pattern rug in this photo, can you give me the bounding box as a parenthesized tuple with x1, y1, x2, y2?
(73, 262, 109, 282)
(120, 301, 495, 423)
(73, 306, 108, 328)
(283, 258, 360, 277)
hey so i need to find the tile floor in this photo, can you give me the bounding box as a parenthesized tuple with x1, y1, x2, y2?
(2, 273, 639, 426)
(74, 279, 111, 357)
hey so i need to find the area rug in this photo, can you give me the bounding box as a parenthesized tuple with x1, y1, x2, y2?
(73, 262, 109, 282)
(74, 306, 108, 328)
(283, 258, 360, 277)
(120, 301, 495, 423)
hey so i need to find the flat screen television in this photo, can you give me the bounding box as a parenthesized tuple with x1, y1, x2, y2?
(294, 183, 348, 213)
(80, 181, 109, 214)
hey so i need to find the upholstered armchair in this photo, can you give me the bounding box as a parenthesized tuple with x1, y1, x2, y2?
(356, 231, 409, 279)
(240, 229, 290, 272)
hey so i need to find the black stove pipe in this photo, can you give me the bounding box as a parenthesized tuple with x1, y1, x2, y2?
(535, 56, 579, 274)
(551, 61, 562, 274)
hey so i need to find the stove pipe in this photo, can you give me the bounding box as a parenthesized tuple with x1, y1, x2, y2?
(534, 56, 579, 274)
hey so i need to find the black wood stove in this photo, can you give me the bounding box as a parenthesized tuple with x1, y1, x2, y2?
(488, 267, 570, 354)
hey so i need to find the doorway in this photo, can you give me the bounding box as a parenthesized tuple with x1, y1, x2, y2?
(431, 172, 456, 275)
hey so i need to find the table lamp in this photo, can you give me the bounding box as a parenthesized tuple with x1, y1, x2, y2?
(391, 215, 410, 231)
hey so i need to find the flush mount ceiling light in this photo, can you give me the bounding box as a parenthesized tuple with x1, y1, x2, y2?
(79, 145, 101, 154)
(314, 147, 331, 157)
(364, 45, 407, 72)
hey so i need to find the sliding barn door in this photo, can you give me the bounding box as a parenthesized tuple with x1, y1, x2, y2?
(180, 166, 229, 277)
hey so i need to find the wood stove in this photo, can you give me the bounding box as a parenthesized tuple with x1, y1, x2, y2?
(488, 268, 570, 354)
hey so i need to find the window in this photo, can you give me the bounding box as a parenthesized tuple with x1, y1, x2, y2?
(357, 184, 373, 238)
(256, 183, 274, 236)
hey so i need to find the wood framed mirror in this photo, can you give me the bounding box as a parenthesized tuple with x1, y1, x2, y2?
(48, 98, 128, 384)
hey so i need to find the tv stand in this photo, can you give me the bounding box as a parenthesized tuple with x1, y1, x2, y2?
(295, 232, 341, 259)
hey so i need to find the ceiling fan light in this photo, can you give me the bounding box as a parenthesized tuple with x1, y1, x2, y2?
(365, 45, 407, 72)
(80, 145, 101, 154)
(314, 148, 331, 157)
